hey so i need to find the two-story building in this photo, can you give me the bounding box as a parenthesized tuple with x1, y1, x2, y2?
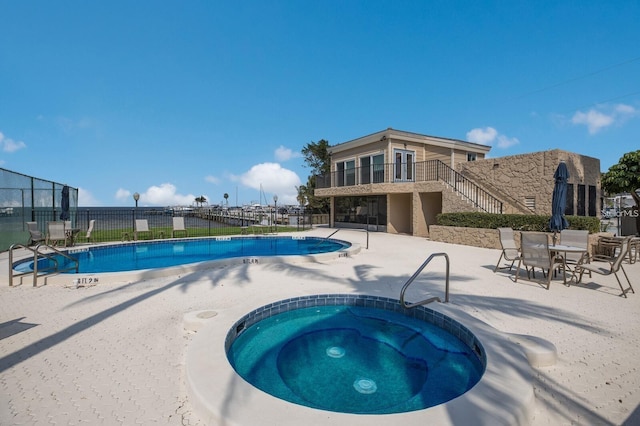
(315, 128, 601, 238)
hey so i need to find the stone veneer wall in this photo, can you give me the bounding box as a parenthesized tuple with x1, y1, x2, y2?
(429, 225, 608, 255)
(457, 149, 601, 216)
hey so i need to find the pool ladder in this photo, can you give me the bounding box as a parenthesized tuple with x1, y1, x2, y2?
(400, 252, 450, 307)
(8, 243, 79, 287)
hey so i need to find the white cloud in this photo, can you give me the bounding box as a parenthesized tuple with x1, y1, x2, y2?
(571, 110, 614, 134)
(571, 103, 638, 134)
(274, 145, 300, 162)
(232, 162, 302, 205)
(205, 175, 221, 184)
(115, 188, 131, 201)
(0, 131, 27, 153)
(144, 183, 197, 206)
(496, 135, 520, 148)
(115, 184, 200, 206)
(615, 104, 636, 114)
(466, 127, 497, 145)
(466, 127, 519, 149)
(78, 187, 100, 207)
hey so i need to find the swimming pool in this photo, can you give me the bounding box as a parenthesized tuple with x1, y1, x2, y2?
(226, 301, 484, 414)
(13, 236, 352, 275)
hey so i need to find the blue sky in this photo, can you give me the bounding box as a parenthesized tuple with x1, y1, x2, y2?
(1, 1, 639, 207)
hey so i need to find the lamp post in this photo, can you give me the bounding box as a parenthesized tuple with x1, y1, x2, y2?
(273, 195, 278, 233)
(132, 192, 140, 234)
(133, 192, 140, 216)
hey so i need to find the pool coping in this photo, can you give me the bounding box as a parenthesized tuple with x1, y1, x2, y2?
(14, 236, 360, 287)
(186, 294, 535, 426)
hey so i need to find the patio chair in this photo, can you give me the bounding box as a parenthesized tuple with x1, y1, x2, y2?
(46, 221, 69, 247)
(26, 221, 45, 245)
(626, 237, 639, 264)
(515, 232, 564, 289)
(134, 219, 154, 241)
(575, 236, 635, 298)
(171, 216, 188, 238)
(560, 229, 591, 277)
(494, 227, 522, 272)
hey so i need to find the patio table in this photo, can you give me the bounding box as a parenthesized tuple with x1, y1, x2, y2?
(549, 244, 588, 284)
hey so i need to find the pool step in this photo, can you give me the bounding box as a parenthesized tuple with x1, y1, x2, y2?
(506, 333, 557, 367)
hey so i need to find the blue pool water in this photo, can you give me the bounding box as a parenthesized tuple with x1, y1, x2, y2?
(14, 236, 350, 274)
(227, 301, 485, 414)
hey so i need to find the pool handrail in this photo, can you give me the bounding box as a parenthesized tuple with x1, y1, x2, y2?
(400, 252, 450, 307)
(8, 243, 79, 287)
(312, 229, 341, 247)
(313, 227, 370, 250)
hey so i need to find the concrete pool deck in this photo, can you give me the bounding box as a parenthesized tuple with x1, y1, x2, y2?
(1, 228, 639, 425)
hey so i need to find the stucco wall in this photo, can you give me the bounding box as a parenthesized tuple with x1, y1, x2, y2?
(388, 193, 412, 234)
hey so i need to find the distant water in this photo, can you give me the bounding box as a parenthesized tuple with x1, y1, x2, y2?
(1, 206, 224, 232)
(75, 207, 224, 230)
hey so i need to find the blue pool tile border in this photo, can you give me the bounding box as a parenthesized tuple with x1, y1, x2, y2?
(225, 294, 486, 367)
(13, 236, 352, 272)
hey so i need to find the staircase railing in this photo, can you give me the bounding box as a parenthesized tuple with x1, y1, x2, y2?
(428, 161, 503, 214)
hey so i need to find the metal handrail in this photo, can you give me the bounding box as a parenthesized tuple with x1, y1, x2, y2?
(312, 229, 341, 247)
(8, 243, 79, 287)
(399, 252, 450, 308)
(313, 227, 370, 250)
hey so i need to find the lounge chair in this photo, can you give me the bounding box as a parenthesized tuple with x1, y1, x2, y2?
(26, 221, 45, 245)
(575, 236, 635, 298)
(494, 227, 522, 272)
(515, 232, 564, 289)
(46, 221, 69, 247)
(134, 219, 153, 241)
(171, 217, 188, 238)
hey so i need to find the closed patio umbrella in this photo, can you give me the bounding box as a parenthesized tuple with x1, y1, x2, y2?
(549, 161, 569, 243)
(60, 185, 70, 221)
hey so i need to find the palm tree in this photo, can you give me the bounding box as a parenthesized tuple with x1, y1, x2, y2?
(223, 193, 229, 207)
(295, 185, 306, 207)
(195, 196, 207, 207)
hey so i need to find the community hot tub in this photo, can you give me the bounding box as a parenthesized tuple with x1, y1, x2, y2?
(186, 294, 535, 425)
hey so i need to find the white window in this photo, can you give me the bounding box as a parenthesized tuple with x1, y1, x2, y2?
(467, 152, 477, 161)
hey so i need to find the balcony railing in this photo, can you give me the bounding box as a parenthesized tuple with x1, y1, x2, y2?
(316, 159, 503, 214)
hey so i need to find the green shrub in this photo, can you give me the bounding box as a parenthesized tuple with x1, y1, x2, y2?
(436, 212, 600, 233)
